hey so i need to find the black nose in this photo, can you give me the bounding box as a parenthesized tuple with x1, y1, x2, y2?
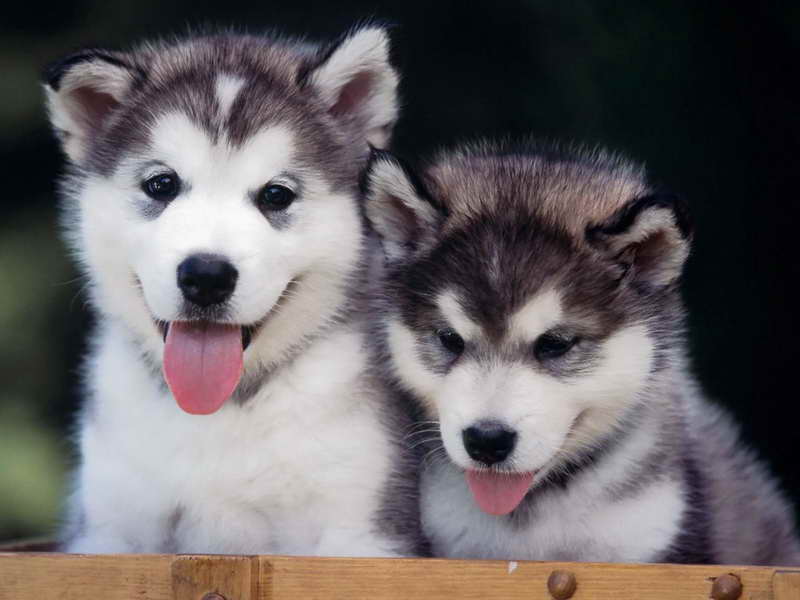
(177, 254, 238, 307)
(462, 422, 517, 466)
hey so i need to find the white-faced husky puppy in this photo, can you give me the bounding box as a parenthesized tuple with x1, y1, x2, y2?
(362, 142, 800, 564)
(44, 26, 426, 556)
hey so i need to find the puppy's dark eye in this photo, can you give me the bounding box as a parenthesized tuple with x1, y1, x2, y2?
(259, 184, 296, 211)
(437, 328, 465, 356)
(533, 333, 578, 360)
(143, 172, 180, 201)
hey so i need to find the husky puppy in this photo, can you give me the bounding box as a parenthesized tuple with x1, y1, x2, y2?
(362, 142, 800, 564)
(44, 27, 425, 556)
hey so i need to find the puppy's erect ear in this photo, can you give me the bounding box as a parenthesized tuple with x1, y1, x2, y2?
(362, 150, 446, 262)
(302, 26, 398, 149)
(43, 48, 138, 164)
(586, 193, 692, 289)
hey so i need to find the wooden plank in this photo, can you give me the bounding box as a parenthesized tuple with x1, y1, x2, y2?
(259, 557, 778, 600)
(774, 571, 800, 600)
(0, 553, 785, 600)
(0, 553, 173, 600)
(172, 555, 259, 600)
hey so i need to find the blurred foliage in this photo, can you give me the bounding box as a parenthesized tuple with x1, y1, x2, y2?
(0, 214, 78, 539)
(1, 0, 798, 542)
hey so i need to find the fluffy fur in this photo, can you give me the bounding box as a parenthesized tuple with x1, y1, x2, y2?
(45, 27, 425, 556)
(362, 141, 800, 564)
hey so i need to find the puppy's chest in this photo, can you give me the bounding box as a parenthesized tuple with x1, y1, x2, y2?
(120, 382, 360, 513)
(89, 330, 390, 551)
(161, 413, 336, 552)
(421, 465, 685, 562)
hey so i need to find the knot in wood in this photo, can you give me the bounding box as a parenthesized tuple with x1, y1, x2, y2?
(711, 573, 743, 600)
(201, 593, 226, 600)
(547, 569, 577, 600)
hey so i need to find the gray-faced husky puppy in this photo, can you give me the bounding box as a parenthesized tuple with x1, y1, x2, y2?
(44, 26, 425, 556)
(362, 142, 800, 564)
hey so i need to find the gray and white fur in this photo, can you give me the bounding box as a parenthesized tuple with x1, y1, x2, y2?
(45, 26, 426, 556)
(362, 141, 800, 564)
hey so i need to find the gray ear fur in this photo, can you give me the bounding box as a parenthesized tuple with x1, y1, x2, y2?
(43, 49, 137, 164)
(586, 193, 692, 288)
(362, 150, 445, 262)
(304, 26, 399, 149)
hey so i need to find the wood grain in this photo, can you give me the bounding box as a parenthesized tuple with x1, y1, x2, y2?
(172, 555, 259, 600)
(773, 570, 800, 600)
(0, 552, 792, 600)
(0, 553, 173, 600)
(259, 557, 778, 600)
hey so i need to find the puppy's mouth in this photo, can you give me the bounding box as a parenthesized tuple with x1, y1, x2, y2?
(464, 470, 536, 517)
(158, 321, 262, 350)
(461, 414, 583, 516)
(145, 278, 300, 416)
(156, 318, 266, 416)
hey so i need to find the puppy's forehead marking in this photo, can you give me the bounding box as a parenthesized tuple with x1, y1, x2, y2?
(437, 290, 479, 338)
(147, 111, 294, 185)
(215, 74, 245, 119)
(509, 288, 563, 341)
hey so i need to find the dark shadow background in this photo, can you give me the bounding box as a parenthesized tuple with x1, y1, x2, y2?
(1, 0, 798, 542)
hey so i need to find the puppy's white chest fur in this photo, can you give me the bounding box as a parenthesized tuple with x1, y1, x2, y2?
(421, 460, 684, 562)
(71, 322, 394, 556)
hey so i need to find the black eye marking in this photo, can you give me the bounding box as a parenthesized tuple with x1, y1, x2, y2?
(533, 332, 579, 361)
(436, 328, 465, 356)
(258, 183, 296, 211)
(142, 172, 181, 201)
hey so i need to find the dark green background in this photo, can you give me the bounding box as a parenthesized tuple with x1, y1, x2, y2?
(1, 1, 798, 542)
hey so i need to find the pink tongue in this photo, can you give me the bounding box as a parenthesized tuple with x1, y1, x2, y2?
(465, 470, 535, 516)
(163, 321, 243, 415)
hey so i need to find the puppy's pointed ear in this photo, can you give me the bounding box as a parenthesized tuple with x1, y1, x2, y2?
(586, 193, 692, 289)
(302, 26, 398, 149)
(43, 48, 138, 164)
(362, 150, 446, 262)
